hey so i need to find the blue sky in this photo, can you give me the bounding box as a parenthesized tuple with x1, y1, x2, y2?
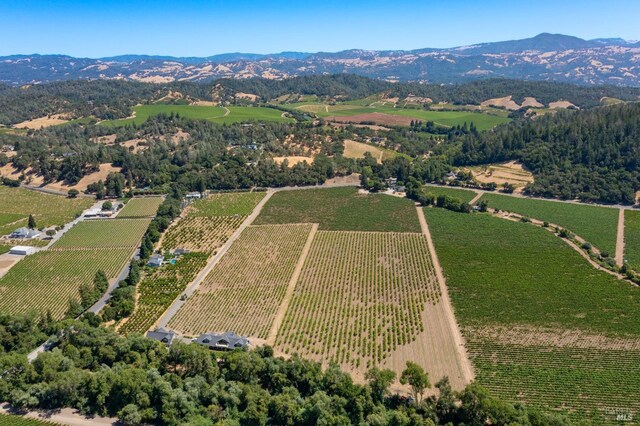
(1, 0, 638, 57)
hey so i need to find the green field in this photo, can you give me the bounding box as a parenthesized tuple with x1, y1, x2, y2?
(255, 187, 421, 232)
(0, 248, 133, 319)
(289, 102, 510, 131)
(424, 208, 640, 421)
(118, 197, 163, 218)
(100, 104, 293, 126)
(624, 210, 640, 270)
(189, 192, 265, 217)
(0, 186, 93, 228)
(423, 185, 478, 204)
(51, 219, 151, 249)
(480, 193, 619, 254)
(0, 413, 60, 425)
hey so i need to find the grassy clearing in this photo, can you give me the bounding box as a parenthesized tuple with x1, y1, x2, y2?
(480, 193, 618, 254)
(255, 187, 420, 232)
(169, 224, 313, 337)
(343, 140, 403, 162)
(624, 210, 640, 270)
(423, 186, 478, 204)
(118, 197, 163, 218)
(0, 248, 133, 319)
(424, 208, 640, 421)
(51, 219, 151, 249)
(189, 192, 265, 217)
(100, 105, 292, 127)
(0, 186, 93, 228)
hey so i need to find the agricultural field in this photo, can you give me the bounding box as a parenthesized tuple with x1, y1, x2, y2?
(255, 187, 421, 232)
(624, 210, 640, 270)
(189, 192, 265, 216)
(117, 197, 163, 218)
(0, 186, 93, 228)
(480, 193, 619, 254)
(168, 224, 313, 338)
(160, 216, 244, 253)
(464, 161, 534, 191)
(275, 231, 439, 372)
(0, 248, 133, 319)
(343, 139, 400, 162)
(100, 104, 292, 127)
(424, 208, 640, 421)
(423, 185, 479, 204)
(288, 102, 510, 131)
(119, 252, 209, 334)
(0, 414, 60, 425)
(51, 219, 151, 249)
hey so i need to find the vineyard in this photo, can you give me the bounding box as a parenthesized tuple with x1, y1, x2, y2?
(480, 193, 619, 254)
(189, 192, 265, 216)
(119, 252, 209, 334)
(51, 219, 151, 249)
(117, 197, 163, 218)
(0, 185, 93, 228)
(255, 187, 421, 232)
(0, 414, 60, 425)
(275, 231, 439, 372)
(168, 224, 313, 337)
(160, 216, 244, 253)
(624, 210, 640, 270)
(0, 248, 133, 319)
(423, 186, 478, 204)
(424, 208, 640, 421)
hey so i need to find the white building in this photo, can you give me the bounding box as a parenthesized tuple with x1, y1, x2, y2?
(9, 246, 36, 255)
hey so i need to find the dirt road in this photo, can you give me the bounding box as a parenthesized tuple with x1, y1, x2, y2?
(416, 206, 475, 385)
(616, 208, 625, 267)
(266, 223, 318, 344)
(469, 192, 483, 205)
(0, 405, 117, 426)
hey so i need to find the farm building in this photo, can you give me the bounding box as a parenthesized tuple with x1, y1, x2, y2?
(9, 246, 36, 255)
(146, 328, 177, 346)
(148, 254, 164, 267)
(10, 227, 41, 239)
(172, 248, 191, 256)
(194, 332, 249, 351)
(185, 192, 202, 199)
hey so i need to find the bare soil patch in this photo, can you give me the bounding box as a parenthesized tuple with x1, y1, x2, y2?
(329, 122, 391, 131)
(91, 134, 117, 145)
(343, 139, 384, 163)
(43, 163, 122, 192)
(328, 112, 414, 127)
(273, 156, 314, 167)
(521, 97, 544, 108)
(549, 100, 578, 109)
(481, 96, 520, 110)
(467, 161, 534, 192)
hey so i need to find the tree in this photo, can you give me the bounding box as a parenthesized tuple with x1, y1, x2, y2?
(27, 214, 37, 230)
(67, 189, 79, 198)
(399, 361, 430, 403)
(93, 270, 109, 294)
(365, 367, 396, 403)
(102, 201, 113, 211)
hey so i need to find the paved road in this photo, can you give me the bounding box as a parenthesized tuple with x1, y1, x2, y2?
(87, 248, 139, 314)
(154, 190, 275, 330)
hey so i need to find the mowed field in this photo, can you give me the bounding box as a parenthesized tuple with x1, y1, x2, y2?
(100, 104, 293, 126)
(117, 197, 163, 218)
(168, 224, 314, 338)
(0, 186, 93, 231)
(254, 187, 420, 232)
(424, 208, 640, 422)
(480, 193, 619, 255)
(0, 217, 150, 319)
(290, 102, 510, 130)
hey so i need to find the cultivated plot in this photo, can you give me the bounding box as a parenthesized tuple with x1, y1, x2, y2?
(168, 224, 313, 338)
(624, 210, 640, 270)
(51, 219, 151, 249)
(424, 208, 640, 422)
(0, 248, 133, 319)
(255, 187, 421, 232)
(117, 197, 163, 218)
(275, 231, 440, 373)
(480, 193, 619, 254)
(189, 192, 265, 217)
(160, 216, 245, 253)
(423, 186, 478, 204)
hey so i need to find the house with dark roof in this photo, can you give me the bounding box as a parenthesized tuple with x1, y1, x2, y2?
(194, 332, 249, 351)
(146, 328, 176, 346)
(148, 254, 164, 267)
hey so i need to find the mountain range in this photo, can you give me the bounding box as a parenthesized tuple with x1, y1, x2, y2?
(1, 33, 639, 86)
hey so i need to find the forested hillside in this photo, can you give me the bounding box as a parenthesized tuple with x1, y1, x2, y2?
(453, 102, 640, 203)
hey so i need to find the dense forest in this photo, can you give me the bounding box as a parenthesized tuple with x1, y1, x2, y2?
(452, 102, 640, 204)
(0, 313, 574, 425)
(2, 75, 639, 125)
